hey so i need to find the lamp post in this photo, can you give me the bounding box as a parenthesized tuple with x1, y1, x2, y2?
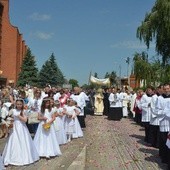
(119, 64, 121, 88)
(113, 62, 122, 88)
(126, 57, 130, 86)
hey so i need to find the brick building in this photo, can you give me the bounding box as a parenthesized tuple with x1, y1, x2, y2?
(120, 75, 140, 90)
(0, 0, 27, 86)
(129, 74, 140, 89)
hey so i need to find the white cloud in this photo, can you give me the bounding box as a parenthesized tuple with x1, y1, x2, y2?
(29, 12, 51, 21)
(33, 31, 54, 40)
(110, 40, 155, 49)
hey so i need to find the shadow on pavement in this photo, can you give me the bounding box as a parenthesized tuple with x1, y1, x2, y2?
(139, 147, 167, 170)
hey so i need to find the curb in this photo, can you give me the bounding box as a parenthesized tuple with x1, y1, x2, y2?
(67, 145, 86, 170)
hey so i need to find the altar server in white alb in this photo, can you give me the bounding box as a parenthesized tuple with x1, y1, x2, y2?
(130, 91, 137, 119)
(149, 85, 163, 148)
(156, 83, 170, 164)
(166, 132, 170, 170)
(121, 89, 130, 118)
(138, 86, 154, 144)
(108, 87, 122, 121)
(2, 99, 39, 166)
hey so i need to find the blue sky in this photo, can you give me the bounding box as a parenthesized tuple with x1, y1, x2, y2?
(9, 0, 156, 85)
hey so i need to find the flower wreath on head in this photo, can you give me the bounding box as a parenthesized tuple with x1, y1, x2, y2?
(16, 98, 25, 103)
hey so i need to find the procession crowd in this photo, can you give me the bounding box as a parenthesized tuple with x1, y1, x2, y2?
(0, 83, 170, 169)
(0, 85, 88, 169)
(99, 84, 170, 170)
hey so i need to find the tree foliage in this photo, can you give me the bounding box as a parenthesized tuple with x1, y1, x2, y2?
(137, 0, 170, 65)
(94, 72, 98, 78)
(69, 79, 79, 89)
(133, 52, 151, 87)
(132, 51, 170, 87)
(17, 48, 38, 87)
(104, 71, 117, 86)
(38, 53, 65, 87)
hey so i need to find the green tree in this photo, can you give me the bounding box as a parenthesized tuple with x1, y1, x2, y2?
(133, 52, 151, 87)
(104, 72, 110, 78)
(94, 72, 98, 78)
(104, 71, 117, 86)
(38, 53, 65, 87)
(69, 79, 79, 89)
(137, 0, 170, 65)
(38, 60, 51, 87)
(17, 48, 38, 87)
(161, 64, 170, 83)
(109, 71, 117, 86)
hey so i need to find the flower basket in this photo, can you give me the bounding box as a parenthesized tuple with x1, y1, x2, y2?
(42, 122, 51, 130)
(8, 123, 13, 129)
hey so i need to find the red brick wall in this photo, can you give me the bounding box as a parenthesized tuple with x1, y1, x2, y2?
(130, 75, 140, 89)
(0, 0, 27, 86)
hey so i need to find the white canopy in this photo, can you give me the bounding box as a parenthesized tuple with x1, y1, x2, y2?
(90, 75, 110, 86)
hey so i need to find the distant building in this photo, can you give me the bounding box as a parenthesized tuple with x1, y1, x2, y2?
(121, 77, 128, 87)
(120, 75, 140, 90)
(129, 75, 140, 89)
(0, 0, 27, 86)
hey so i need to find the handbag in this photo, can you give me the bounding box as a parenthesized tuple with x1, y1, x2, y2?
(28, 112, 40, 124)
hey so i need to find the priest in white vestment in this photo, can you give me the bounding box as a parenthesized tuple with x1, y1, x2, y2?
(94, 88, 104, 116)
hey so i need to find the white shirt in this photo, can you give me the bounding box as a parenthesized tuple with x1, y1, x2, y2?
(139, 93, 152, 122)
(155, 94, 170, 132)
(108, 93, 119, 108)
(150, 94, 160, 126)
(70, 94, 86, 116)
(53, 92, 61, 101)
(27, 97, 42, 113)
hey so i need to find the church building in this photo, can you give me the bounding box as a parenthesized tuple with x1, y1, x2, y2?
(0, 0, 27, 86)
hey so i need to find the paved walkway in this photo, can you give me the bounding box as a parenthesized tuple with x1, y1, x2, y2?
(0, 132, 86, 170)
(0, 115, 168, 170)
(85, 115, 167, 170)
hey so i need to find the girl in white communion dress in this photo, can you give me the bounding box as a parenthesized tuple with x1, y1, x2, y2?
(2, 99, 39, 166)
(34, 98, 62, 158)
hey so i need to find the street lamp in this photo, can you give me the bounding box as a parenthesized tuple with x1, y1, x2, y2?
(119, 64, 121, 88)
(113, 62, 122, 88)
(126, 57, 130, 86)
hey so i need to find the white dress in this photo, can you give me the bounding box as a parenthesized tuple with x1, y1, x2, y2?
(53, 107, 67, 145)
(64, 106, 76, 134)
(72, 107, 83, 138)
(2, 109, 39, 166)
(34, 109, 62, 158)
(0, 155, 5, 169)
